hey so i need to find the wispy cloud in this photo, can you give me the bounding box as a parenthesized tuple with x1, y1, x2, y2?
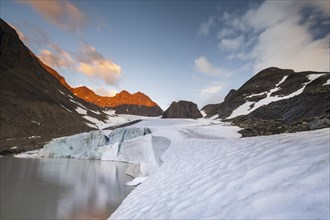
(201, 83, 224, 95)
(28, 37, 122, 86)
(18, 0, 86, 31)
(39, 43, 74, 69)
(198, 16, 215, 36)
(194, 56, 222, 76)
(218, 35, 244, 51)
(218, 0, 330, 72)
(77, 43, 122, 85)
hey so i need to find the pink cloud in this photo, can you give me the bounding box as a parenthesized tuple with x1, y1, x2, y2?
(18, 0, 86, 31)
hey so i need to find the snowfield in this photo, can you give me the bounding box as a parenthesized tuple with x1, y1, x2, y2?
(110, 119, 329, 219)
(15, 117, 329, 219)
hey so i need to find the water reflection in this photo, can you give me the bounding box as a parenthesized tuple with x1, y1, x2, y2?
(0, 158, 133, 219)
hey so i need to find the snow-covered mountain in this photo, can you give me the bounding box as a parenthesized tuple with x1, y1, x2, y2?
(202, 67, 330, 136)
(0, 19, 142, 154)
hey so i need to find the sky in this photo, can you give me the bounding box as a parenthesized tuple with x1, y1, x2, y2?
(1, 0, 329, 110)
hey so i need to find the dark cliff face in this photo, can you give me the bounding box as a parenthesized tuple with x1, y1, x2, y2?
(162, 100, 202, 119)
(202, 67, 330, 136)
(0, 19, 108, 154)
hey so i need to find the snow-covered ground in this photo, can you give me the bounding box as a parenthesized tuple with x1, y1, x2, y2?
(15, 117, 329, 219)
(109, 119, 329, 219)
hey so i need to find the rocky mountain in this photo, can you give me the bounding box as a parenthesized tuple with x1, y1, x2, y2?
(71, 87, 163, 116)
(0, 19, 130, 154)
(162, 100, 202, 118)
(202, 67, 330, 136)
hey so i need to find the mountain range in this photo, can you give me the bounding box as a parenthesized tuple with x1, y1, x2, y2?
(0, 18, 329, 154)
(0, 19, 161, 154)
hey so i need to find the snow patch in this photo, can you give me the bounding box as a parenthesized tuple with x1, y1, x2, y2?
(323, 79, 330, 86)
(58, 90, 65, 95)
(31, 120, 40, 125)
(200, 110, 206, 117)
(28, 136, 40, 139)
(83, 115, 104, 128)
(76, 107, 87, 115)
(89, 109, 101, 115)
(70, 98, 87, 109)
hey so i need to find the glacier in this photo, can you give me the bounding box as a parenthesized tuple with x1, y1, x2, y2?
(19, 126, 171, 182)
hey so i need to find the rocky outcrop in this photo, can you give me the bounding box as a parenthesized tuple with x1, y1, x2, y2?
(162, 101, 202, 119)
(72, 88, 163, 116)
(202, 67, 330, 136)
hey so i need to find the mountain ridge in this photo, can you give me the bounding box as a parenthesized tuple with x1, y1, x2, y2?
(202, 67, 330, 136)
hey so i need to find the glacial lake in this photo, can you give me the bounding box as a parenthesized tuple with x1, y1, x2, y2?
(0, 157, 133, 219)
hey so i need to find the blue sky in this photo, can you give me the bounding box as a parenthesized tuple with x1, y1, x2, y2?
(1, 0, 329, 109)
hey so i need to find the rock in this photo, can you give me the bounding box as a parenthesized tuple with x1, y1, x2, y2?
(162, 100, 202, 119)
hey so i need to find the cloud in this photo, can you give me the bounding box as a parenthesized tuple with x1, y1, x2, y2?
(219, 36, 244, 51)
(219, 0, 330, 73)
(251, 21, 330, 72)
(201, 83, 224, 95)
(94, 88, 117, 97)
(198, 16, 216, 36)
(77, 43, 122, 85)
(35, 40, 122, 86)
(217, 28, 234, 38)
(18, 0, 86, 31)
(39, 43, 74, 69)
(194, 56, 222, 76)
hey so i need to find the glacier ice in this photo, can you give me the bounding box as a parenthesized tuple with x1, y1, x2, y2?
(37, 127, 171, 179)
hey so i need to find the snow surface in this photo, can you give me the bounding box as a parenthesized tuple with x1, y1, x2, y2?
(323, 79, 330, 86)
(75, 107, 87, 115)
(110, 125, 329, 219)
(125, 177, 149, 186)
(227, 74, 325, 119)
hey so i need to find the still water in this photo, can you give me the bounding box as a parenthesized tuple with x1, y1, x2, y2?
(0, 157, 133, 219)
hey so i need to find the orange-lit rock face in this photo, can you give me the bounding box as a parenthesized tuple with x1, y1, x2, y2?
(72, 87, 158, 108)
